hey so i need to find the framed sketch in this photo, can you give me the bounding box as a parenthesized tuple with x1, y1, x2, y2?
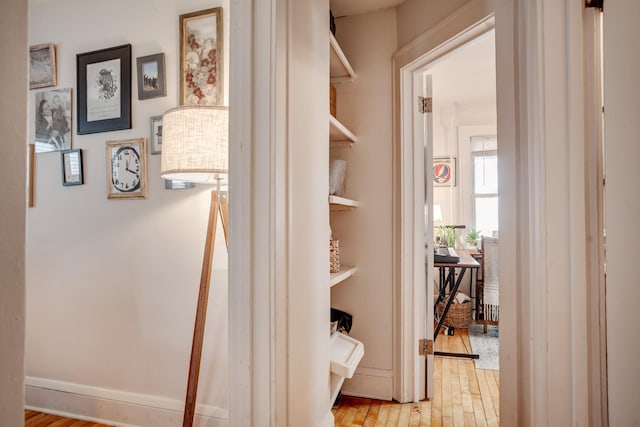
(34, 88, 72, 153)
(180, 8, 223, 106)
(77, 44, 132, 134)
(433, 157, 457, 187)
(137, 53, 166, 100)
(29, 43, 57, 89)
(149, 115, 163, 154)
(106, 138, 148, 199)
(61, 149, 83, 186)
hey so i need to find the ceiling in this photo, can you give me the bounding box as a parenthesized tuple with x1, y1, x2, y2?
(330, 0, 405, 17)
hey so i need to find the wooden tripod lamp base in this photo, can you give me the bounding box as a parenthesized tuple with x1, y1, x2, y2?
(182, 189, 228, 427)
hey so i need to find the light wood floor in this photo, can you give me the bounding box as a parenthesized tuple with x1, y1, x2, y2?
(333, 326, 499, 427)
(25, 410, 112, 426)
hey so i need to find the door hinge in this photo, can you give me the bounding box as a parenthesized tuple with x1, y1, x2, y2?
(418, 96, 432, 114)
(419, 339, 433, 355)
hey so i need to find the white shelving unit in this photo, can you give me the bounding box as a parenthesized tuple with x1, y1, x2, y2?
(328, 30, 363, 410)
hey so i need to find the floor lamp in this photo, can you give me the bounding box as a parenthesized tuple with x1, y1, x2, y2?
(160, 106, 229, 427)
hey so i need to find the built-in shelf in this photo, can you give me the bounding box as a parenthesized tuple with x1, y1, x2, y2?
(330, 32, 356, 83)
(330, 114, 357, 144)
(329, 195, 359, 211)
(330, 266, 358, 287)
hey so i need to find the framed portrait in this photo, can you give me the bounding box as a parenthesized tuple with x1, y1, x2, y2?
(77, 44, 132, 134)
(180, 8, 223, 106)
(137, 53, 166, 100)
(29, 43, 57, 89)
(61, 149, 83, 186)
(433, 157, 456, 187)
(106, 138, 148, 199)
(149, 115, 163, 154)
(34, 88, 72, 153)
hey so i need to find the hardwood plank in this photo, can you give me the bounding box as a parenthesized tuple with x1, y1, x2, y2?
(363, 399, 381, 427)
(419, 399, 432, 427)
(476, 369, 498, 427)
(407, 403, 422, 427)
(386, 401, 401, 426)
(373, 399, 391, 427)
(396, 402, 411, 426)
(24, 411, 112, 427)
(352, 397, 372, 426)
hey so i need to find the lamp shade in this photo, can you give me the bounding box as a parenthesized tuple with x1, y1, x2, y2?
(160, 106, 228, 184)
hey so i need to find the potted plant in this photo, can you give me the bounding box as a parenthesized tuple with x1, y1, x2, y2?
(465, 228, 481, 250)
(436, 225, 456, 248)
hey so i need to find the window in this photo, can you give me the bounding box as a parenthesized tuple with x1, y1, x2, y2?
(472, 150, 498, 237)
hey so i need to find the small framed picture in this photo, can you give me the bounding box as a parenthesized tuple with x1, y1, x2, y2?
(29, 43, 57, 89)
(34, 88, 72, 153)
(61, 149, 83, 186)
(149, 115, 163, 154)
(77, 44, 132, 134)
(180, 7, 223, 105)
(164, 179, 195, 190)
(136, 53, 167, 100)
(433, 157, 457, 187)
(106, 138, 148, 199)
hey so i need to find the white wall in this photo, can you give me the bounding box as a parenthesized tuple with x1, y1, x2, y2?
(604, 1, 640, 424)
(330, 8, 397, 399)
(396, 0, 471, 49)
(26, 1, 230, 425)
(0, 0, 27, 425)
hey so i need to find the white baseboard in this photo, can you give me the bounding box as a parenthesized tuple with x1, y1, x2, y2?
(25, 376, 228, 427)
(340, 367, 393, 401)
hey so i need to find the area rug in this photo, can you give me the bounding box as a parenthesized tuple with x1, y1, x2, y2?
(468, 324, 499, 371)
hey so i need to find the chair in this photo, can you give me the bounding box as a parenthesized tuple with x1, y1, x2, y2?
(480, 236, 499, 333)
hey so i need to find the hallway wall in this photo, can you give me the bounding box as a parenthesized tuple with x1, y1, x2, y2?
(26, 1, 230, 425)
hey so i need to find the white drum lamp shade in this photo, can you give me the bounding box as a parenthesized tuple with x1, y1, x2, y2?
(160, 106, 228, 184)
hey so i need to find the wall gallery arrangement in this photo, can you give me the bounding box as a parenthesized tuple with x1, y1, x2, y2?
(27, 7, 224, 198)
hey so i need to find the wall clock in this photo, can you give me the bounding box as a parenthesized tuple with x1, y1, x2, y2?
(106, 138, 148, 199)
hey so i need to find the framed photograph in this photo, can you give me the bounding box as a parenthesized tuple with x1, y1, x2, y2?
(137, 53, 166, 100)
(77, 44, 132, 134)
(433, 157, 457, 187)
(149, 115, 163, 154)
(61, 149, 83, 186)
(106, 138, 148, 199)
(30, 43, 57, 89)
(180, 7, 223, 106)
(34, 88, 72, 153)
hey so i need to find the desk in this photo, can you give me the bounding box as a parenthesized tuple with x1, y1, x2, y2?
(433, 250, 480, 359)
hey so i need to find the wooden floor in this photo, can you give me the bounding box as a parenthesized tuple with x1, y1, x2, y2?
(25, 410, 112, 426)
(333, 327, 499, 427)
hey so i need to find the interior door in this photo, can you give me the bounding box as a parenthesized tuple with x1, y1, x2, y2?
(421, 73, 435, 397)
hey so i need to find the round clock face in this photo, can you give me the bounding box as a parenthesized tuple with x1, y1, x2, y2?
(111, 145, 141, 192)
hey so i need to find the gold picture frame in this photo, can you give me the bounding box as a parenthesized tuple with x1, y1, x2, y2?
(179, 7, 223, 106)
(105, 138, 148, 199)
(29, 43, 57, 89)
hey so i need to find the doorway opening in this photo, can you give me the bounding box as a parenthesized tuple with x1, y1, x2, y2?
(422, 30, 500, 416)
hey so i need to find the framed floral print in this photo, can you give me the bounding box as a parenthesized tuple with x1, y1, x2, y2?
(179, 8, 223, 106)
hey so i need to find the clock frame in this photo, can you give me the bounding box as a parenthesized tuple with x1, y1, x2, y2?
(106, 138, 148, 199)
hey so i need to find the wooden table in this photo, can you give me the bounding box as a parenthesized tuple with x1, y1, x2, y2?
(433, 250, 480, 359)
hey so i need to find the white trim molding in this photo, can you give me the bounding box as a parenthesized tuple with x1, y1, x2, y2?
(25, 377, 228, 427)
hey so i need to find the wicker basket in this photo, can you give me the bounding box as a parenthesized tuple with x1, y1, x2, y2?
(437, 299, 472, 329)
(329, 239, 340, 273)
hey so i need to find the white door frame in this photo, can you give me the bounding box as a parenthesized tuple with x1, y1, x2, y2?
(392, 4, 498, 404)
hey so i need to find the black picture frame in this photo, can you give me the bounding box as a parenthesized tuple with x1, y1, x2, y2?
(137, 53, 167, 100)
(61, 149, 83, 186)
(76, 44, 132, 134)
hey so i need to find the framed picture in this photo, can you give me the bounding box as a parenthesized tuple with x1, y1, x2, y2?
(34, 88, 72, 153)
(180, 8, 223, 106)
(29, 43, 56, 89)
(433, 157, 456, 187)
(61, 149, 83, 186)
(136, 53, 166, 100)
(106, 138, 148, 199)
(77, 44, 132, 134)
(149, 115, 163, 154)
